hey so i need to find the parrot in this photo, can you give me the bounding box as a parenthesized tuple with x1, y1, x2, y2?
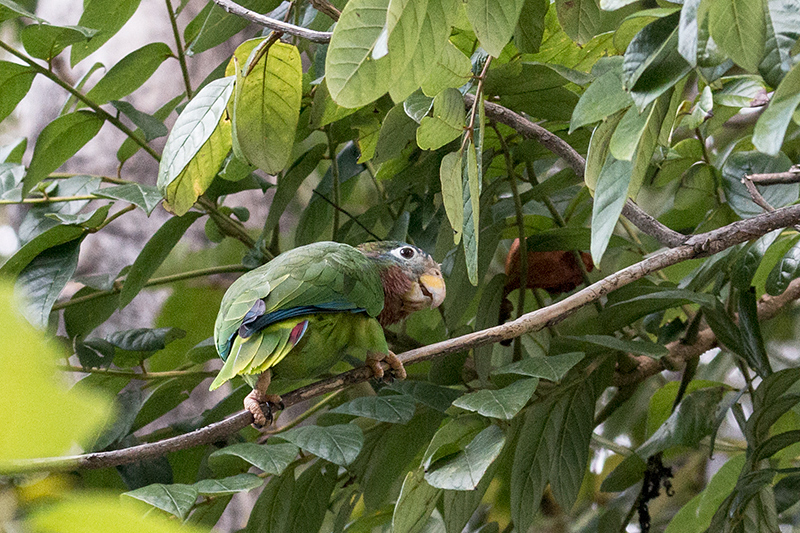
(210, 241, 446, 426)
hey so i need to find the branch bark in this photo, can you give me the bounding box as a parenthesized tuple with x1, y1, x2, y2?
(210, 0, 332, 43)
(464, 94, 688, 248)
(7, 203, 800, 474)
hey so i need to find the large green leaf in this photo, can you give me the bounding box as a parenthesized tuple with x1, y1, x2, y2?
(389, 380, 462, 412)
(24, 111, 104, 195)
(118, 212, 203, 308)
(84, 42, 172, 105)
(208, 442, 299, 476)
(0, 224, 86, 279)
(285, 461, 339, 533)
(425, 425, 506, 490)
(330, 394, 416, 423)
(452, 379, 538, 420)
(0, 0, 44, 23)
(110, 101, 168, 142)
(766, 237, 800, 295)
(420, 40, 472, 97)
(466, 0, 526, 56)
(279, 423, 364, 466)
(95, 183, 163, 215)
(392, 468, 442, 533)
(570, 58, 632, 132)
(463, 139, 480, 285)
(325, 0, 391, 108)
(708, 0, 766, 72)
(20, 24, 98, 61)
(590, 154, 631, 263)
(106, 327, 186, 352)
(245, 466, 295, 533)
(514, 0, 548, 53)
(494, 352, 586, 382)
(122, 483, 198, 520)
(117, 94, 183, 163)
(416, 88, 465, 150)
(555, 0, 601, 45)
(14, 239, 80, 329)
(753, 62, 800, 156)
(439, 151, 463, 245)
(373, 103, 418, 163)
(759, 0, 800, 87)
(71, 0, 143, 66)
(158, 77, 234, 215)
(232, 41, 302, 174)
(194, 473, 264, 496)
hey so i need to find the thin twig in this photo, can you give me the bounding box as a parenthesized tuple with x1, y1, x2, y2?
(7, 203, 800, 474)
(51, 264, 248, 311)
(0, 40, 161, 161)
(311, 190, 382, 241)
(461, 57, 492, 152)
(747, 166, 800, 185)
(466, 94, 687, 248)
(210, 0, 332, 43)
(59, 366, 217, 380)
(198, 196, 255, 248)
(165, 0, 193, 99)
(0, 195, 101, 205)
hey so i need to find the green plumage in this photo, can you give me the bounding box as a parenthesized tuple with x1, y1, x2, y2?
(210, 241, 388, 390)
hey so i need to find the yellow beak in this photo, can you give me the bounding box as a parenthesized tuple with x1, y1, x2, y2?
(419, 271, 446, 309)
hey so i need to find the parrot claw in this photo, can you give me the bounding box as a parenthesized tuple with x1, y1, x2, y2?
(244, 390, 283, 428)
(367, 351, 407, 383)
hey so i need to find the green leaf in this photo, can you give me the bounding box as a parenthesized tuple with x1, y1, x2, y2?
(383, 0, 457, 102)
(555, 0, 601, 45)
(118, 94, 183, 164)
(758, 0, 800, 87)
(86, 43, 172, 104)
(452, 379, 538, 420)
(194, 473, 263, 496)
(263, 145, 326, 237)
(110, 101, 168, 142)
(119, 211, 203, 308)
(18, 175, 102, 243)
(475, 274, 507, 383)
(420, 40, 473, 97)
(286, 461, 338, 533)
(738, 286, 772, 378)
(766, 237, 800, 295)
(442, 458, 500, 533)
(439, 151, 464, 245)
(208, 442, 298, 475)
(71, 0, 143, 66)
(753, 62, 800, 156)
(106, 327, 186, 352)
(568, 335, 669, 358)
(0, 0, 44, 23)
(122, 483, 198, 520)
(638, 386, 728, 458)
(325, 0, 391, 108)
(721, 151, 796, 218)
(678, 0, 700, 66)
(65, 287, 119, 339)
(309, 79, 361, 129)
(389, 379, 462, 412)
(45, 204, 109, 227)
(664, 454, 745, 533)
(330, 394, 416, 423)
(733, 229, 783, 290)
(373, 103, 418, 163)
(20, 24, 98, 61)
(158, 78, 234, 215)
(466, 0, 526, 56)
(422, 415, 487, 471)
(570, 59, 632, 133)
(590, 155, 631, 264)
(14, 239, 80, 329)
(74, 337, 115, 369)
(416, 88, 465, 150)
(232, 41, 302, 174)
(0, 224, 86, 278)
(393, 468, 442, 533)
(494, 352, 586, 382)
(463, 140, 480, 285)
(622, 12, 691, 109)
(404, 91, 434, 123)
(708, 0, 766, 72)
(95, 183, 163, 215)
(514, 0, 548, 53)
(245, 466, 295, 533)
(511, 362, 610, 527)
(0, 285, 111, 467)
(29, 493, 206, 533)
(24, 111, 104, 195)
(279, 424, 364, 466)
(584, 109, 624, 192)
(425, 425, 506, 490)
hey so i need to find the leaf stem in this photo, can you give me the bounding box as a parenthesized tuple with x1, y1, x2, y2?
(165, 0, 193, 99)
(0, 40, 161, 161)
(0, 194, 101, 205)
(326, 128, 340, 240)
(51, 263, 248, 310)
(58, 365, 217, 380)
(90, 204, 136, 232)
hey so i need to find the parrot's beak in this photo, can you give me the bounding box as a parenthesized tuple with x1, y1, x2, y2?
(419, 267, 446, 309)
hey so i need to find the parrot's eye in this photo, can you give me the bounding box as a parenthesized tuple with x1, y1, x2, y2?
(399, 247, 415, 259)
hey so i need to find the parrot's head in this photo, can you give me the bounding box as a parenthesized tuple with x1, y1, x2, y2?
(358, 241, 446, 325)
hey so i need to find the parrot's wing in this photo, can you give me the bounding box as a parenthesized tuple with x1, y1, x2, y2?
(214, 242, 385, 363)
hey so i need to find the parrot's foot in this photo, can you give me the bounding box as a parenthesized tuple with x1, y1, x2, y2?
(367, 350, 407, 382)
(244, 390, 284, 428)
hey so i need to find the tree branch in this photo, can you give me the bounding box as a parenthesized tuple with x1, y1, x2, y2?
(6, 203, 800, 474)
(747, 166, 800, 185)
(209, 0, 333, 43)
(466, 94, 687, 248)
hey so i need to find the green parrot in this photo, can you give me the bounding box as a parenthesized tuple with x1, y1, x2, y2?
(210, 241, 446, 426)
